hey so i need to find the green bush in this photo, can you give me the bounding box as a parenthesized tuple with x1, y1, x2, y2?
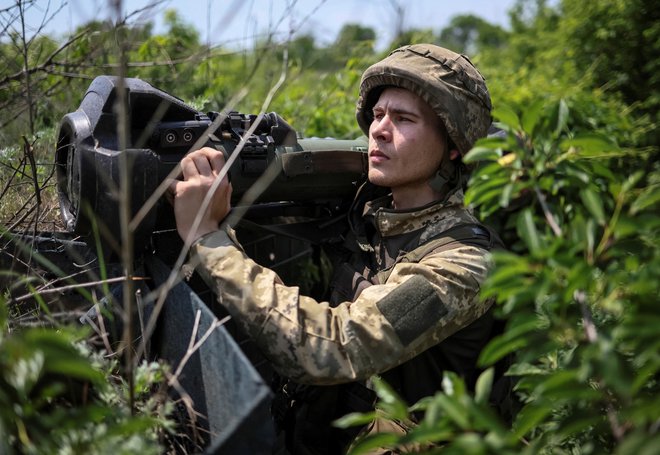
(0, 295, 174, 454)
(337, 96, 659, 454)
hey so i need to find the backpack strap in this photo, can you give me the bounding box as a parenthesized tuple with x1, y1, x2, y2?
(376, 223, 502, 284)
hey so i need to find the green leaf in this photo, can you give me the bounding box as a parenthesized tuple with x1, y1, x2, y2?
(468, 173, 510, 194)
(522, 99, 544, 136)
(554, 412, 603, 440)
(516, 209, 542, 254)
(598, 349, 634, 398)
(453, 432, 488, 451)
(401, 424, 453, 446)
(23, 331, 104, 383)
(46, 357, 105, 383)
(619, 170, 645, 194)
(464, 146, 502, 164)
(371, 376, 409, 422)
(507, 362, 548, 376)
(333, 411, 377, 429)
(561, 134, 620, 156)
(468, 401, 508, 435)
(561, 163, 591, 184)
(474, 368, 494, 405)
(348, 432, 400, 455)
(511, 402, 553, 440)
(475, 136, 509, 149)
(478, 328, 528, 367)
(421, 395, 441, 425)
(499, 182, 514, 208)
(442, 371, 467, 397)
(631, 358, 660, 394)
(584, 217, 596, 256)
(579, 187, 607, 225)
(5, 350, 45, 396)
(615, 431, 660, 455)
(630, 184, 660, 214)
(554, 99, 569, 136)
(534, 370, 579, 394)
(465, 177, 511, 209)
(433, 394, 470, 429)
(493, 105, 521, 129)
(482, 253, 536, 300)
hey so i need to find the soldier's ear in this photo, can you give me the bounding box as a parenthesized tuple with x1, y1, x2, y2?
(449, 149, 460, 161)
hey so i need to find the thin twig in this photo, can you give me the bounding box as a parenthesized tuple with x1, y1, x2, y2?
(21, 136, 40, 205)
(10, 275, 148, 303)
(18, 0, 35, 135)
(83, 300, 115, 356)
(0, 28, 89, 87)
(163, 308, 229, 443)
(168, 310, 231, 382)
(166, 373, 204, 447)
(534, 185, 562, 236)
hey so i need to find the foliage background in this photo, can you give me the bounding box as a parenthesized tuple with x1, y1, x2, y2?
(1, 0, 658, 453)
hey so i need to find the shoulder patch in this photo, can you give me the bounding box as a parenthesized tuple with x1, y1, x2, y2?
(376, 275, 447, 346)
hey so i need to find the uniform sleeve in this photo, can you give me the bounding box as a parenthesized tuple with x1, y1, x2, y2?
(192, 228, 493, 386)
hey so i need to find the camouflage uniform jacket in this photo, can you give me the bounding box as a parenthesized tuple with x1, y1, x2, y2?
(191, 182, 494, 389)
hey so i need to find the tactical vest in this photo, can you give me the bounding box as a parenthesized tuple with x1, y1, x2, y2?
(272, 223, 511, 455)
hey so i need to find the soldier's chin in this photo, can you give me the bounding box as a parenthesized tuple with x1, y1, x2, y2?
(367, 170, 393, 188)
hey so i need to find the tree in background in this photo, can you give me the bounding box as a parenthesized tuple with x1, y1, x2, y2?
(134, 9, 202, 91)
(559, 0, 660, 147)
(438, 14, 508, 55)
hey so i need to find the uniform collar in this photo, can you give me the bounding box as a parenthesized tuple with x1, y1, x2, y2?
(363, 189, 466, 237)
(349, 182, 468, 248)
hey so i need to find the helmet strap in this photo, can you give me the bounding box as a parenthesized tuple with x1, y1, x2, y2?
(429, 156, 458, 195)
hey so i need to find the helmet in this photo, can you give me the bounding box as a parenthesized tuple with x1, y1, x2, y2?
(356, 44, 492, 156)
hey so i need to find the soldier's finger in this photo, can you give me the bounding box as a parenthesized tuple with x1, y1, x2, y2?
(209, 151, 227, 176)
(194, 147, 226, 175)
(191, 154, 213, 177)
(166, 179, 179, 203)
(180, 155, 199, 180)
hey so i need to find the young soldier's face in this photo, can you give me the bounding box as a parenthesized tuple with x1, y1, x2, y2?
(368, 87, 447, 206)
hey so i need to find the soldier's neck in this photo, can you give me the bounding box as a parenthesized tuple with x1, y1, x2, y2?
(391, 184, 443, 210)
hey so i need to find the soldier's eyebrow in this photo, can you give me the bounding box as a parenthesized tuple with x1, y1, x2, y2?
(372, 104, 421, 118)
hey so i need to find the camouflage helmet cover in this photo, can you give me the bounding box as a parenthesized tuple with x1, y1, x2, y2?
(356, 44, 492, 156)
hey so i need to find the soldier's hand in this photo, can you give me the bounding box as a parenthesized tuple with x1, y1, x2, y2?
(168, 147, 232, 243)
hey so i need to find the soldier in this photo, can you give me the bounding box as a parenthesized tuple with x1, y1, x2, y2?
(169, 44, 500, 454)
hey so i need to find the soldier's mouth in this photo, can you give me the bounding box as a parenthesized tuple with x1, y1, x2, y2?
(369, 149, 389, 163)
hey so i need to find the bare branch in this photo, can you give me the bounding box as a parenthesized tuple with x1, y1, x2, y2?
(18, 0, 36, 134)
(534, 185, 563, 237)
(21, 136, 40, 205)
(0, 29, 89, 87)
(10, 275, 148, 304)
(167, 309, 231, 382)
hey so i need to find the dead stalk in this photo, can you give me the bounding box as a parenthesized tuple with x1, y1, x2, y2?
(10, 275, 147, 303)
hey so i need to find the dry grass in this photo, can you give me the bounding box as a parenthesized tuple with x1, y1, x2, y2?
(1, 136, 63, 233)
(0, 134, 81, 322)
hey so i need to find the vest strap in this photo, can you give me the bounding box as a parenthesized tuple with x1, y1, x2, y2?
(376, 223, 501, 284)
